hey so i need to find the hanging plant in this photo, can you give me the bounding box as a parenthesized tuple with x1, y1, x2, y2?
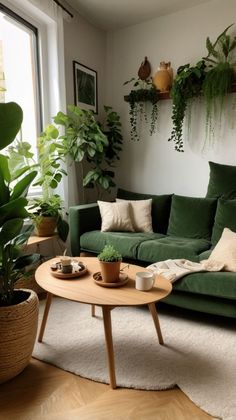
(169, 60, 206, 151)
(124, 78, 159, 141)
(202, 24, 236, 144)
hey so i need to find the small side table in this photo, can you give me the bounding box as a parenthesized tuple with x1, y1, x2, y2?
(25, 234, 65, 256)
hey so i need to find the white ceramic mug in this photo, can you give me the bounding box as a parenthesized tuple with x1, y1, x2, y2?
(135, 271, 155, 291)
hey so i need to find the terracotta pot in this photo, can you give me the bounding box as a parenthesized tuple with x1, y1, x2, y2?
(99, 261, 121, 283)
(153, 61, 172, 92)
(35, 216, 57, 237)
(0, 289, 39, 384)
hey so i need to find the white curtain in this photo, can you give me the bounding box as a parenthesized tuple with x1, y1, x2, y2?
(28, 0, 70, 116)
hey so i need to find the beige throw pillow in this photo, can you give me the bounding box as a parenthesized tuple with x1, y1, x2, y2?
(97, 201, 134, 232)
(116, 198, 153, 232)
(206, 227, 236, 272)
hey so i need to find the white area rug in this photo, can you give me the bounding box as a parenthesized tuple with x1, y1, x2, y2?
(33, 298, 236, 420)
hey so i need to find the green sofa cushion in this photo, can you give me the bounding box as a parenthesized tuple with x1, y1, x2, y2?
(164, 292, 236, 318)
(137, 236, 211, 263)
(80, 231, 164, 259)
(211, 199, 236, 245)
(173, 271, 236, 300)
(199, 249, 212, 261)
(117, 188, 172, 234)
(167, 195, 217, 240)
(206, 161, 236, 199)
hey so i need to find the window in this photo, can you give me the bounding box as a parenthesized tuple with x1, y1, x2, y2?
(0, 3, 41, 159)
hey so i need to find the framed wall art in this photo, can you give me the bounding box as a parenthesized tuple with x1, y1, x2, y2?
(73, 60, 98, 113)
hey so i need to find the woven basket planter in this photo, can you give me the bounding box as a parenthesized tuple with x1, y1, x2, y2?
(0, 289, 39, 384)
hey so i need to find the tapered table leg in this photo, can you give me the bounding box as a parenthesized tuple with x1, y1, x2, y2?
(91, 304, 96, 317)
(102, 306, 117, 389)
(148, 302, 164, 345)
(38, 292, 53, 343)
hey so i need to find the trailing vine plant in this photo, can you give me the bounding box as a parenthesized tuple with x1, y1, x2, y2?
(169, 60, 206, 151)
(202, 24, 236, 145)
(124, 78, 159, 141)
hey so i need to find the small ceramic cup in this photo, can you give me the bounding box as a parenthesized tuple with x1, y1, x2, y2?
(60, 256, 73, 274)
(135, 271, 155, 291)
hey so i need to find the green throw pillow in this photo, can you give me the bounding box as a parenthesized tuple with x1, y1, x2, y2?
(167, 195, 217, 240)
(206, 161, 236, 199)
(211, 199, 236, 245)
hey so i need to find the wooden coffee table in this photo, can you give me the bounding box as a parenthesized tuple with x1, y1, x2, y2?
(35, 257, 172, 389)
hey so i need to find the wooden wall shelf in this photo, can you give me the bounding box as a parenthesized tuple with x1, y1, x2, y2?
(124, 82, 236, 103)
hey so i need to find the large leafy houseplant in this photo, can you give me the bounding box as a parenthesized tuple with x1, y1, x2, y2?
(29, 124, 69, 242)
(52, 104, 123, 192)
(0, 102, 40, 307)
(7, 127, 69, 241)
(202, 24, 236, 143)
(0, 103, 40, 384)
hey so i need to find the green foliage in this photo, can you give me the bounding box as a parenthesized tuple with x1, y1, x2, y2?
(35, 124, 67, 196)
(202, 24, 236, 144)
(202, 62, 232, 141)
(29, 195, 69, 242)
(0, 102, 40, 306)
(52, 104, 123, 192)
(8, 132, 69, 242)
(169, 60, 206, 151)
(0, 102, 23, 150)
(203, 24, 236, 65)
(97, 244, 122, 262)
(125, 78, 159, 141)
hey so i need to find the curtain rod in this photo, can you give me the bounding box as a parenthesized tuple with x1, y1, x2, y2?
(53, 0, 74, 18)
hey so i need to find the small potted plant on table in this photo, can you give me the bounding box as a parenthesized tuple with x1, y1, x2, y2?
(97, 245, 122, 283)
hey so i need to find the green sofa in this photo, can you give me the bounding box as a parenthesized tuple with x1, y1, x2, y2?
(69, 188, 236, 318)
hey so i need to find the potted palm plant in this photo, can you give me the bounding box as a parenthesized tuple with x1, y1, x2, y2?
(0, 102, 41, 384)
(97, 244, 122, 283)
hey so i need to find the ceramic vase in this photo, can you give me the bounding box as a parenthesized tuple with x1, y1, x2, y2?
(153, 61, 173, 92)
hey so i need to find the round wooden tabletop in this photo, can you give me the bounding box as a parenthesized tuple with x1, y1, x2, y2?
(35, 257, 172, 307)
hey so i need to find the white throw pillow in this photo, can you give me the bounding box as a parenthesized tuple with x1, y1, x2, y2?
(206, 227, 236, 272)
(116, 198, 153, 232)
(97, 201, 134, 232)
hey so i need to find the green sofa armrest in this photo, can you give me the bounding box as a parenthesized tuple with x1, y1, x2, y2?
(69, 203, 101, 256)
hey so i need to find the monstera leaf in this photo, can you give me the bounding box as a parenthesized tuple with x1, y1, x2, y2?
(0, 102, 23, 150)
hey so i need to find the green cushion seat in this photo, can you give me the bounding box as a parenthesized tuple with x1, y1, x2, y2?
(164, 292, 236, 318)
(211, 199, 236, 245)
(137, 236, 211, 263)
(199, 249, 212, 261)
(173, 271, 236, 300)
(206, 161, 236, 199)
(80, 231, 165, 259)
(167, 194, 217, 240)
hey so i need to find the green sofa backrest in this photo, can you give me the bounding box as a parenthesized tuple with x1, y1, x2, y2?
(117, 188, 172, 234)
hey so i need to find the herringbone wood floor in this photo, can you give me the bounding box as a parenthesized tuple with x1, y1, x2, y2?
(0, 358, 212, 420)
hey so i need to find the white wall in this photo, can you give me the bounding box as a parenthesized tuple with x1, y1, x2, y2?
(106, 0, 236, 197)
(63, 9, 107, 205)
(64, 10, 106, 119)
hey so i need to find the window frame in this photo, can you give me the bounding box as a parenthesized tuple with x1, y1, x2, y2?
(0, 2, 43, 133)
